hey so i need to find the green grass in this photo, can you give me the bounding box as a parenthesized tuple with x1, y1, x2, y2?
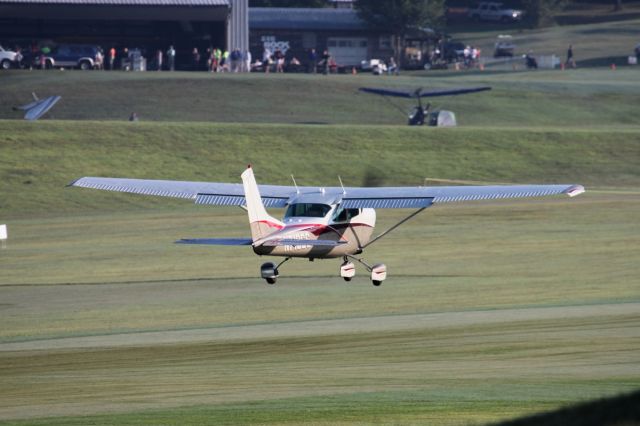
(1, 120, 639, 218)
(448, 5, 640, 67)
(1, 68, 639, 127)
(1, 34, 639, 424)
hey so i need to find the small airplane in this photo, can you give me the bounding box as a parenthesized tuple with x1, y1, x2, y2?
(69, 166, 585, 285)
(359, 86, 491, 126)
(13, 92, 61, 120)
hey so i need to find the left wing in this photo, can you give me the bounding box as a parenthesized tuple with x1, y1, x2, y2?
(177, 238, 253, 245)
(69, 177, 584, 209)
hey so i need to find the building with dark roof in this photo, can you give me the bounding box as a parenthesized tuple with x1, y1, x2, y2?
(0, 0, 247, 68)
(249, 7, 393, 69)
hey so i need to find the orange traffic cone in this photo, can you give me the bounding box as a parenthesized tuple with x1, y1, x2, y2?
(610, 63, 617, 70)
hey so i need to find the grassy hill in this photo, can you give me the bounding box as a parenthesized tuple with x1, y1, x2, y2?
(1, 68, 639, 127)
(1, 120, 639, 218)
(447, 4, 640, 68)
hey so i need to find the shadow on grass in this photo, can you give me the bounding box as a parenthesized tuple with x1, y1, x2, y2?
(492, 389, 640, 426)
(0, 274, 474, 287)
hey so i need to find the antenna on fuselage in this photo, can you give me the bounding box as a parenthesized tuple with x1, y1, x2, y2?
(338, 176, 346, 195)
(291, 175, 300, 194)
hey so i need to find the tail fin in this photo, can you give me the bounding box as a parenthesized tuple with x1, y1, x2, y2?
(241, 166, 284, 242)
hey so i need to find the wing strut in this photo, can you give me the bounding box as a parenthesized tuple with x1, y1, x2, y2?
(361, 207, 429, 249)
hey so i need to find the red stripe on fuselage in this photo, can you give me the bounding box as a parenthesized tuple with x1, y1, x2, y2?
(257, 220, 284, 230)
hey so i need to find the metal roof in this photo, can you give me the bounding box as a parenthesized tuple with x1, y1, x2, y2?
(250, 7, 368, 31)
(0, 0, 228, 5)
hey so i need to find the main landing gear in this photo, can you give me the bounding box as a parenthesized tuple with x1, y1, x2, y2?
(260, 256, 387, 286)
(342, 256, 387, 286)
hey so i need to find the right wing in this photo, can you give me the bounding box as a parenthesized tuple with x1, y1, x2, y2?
(359, 86, 491, 99)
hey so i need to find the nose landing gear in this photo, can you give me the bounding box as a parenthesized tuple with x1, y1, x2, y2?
(260, 262, 278, 284)
(260, 257, 291, 285)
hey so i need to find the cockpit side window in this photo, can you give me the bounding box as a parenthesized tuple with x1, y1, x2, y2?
(285, 203, 332, 218)
(333, 207, 361, 222)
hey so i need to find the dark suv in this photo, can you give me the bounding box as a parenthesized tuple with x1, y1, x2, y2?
(41, 44, 100, 70)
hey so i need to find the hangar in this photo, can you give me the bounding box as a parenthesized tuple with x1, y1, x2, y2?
(249, 7, 393, 68)
(0, 0, 248, 66)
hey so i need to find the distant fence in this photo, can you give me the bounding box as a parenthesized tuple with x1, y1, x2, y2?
(482, 54, 560, 70)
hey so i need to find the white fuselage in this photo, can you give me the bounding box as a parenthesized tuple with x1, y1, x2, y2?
(253, 205, 376, 258)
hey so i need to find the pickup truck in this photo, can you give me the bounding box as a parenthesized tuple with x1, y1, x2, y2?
(468, 2, 524, 22)
(0, 45, 20, 69)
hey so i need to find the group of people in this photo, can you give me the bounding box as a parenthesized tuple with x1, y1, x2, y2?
(462, 45, 482, 68)
(187, 47, 251, 73)
(101, 45, 253, 72)
(257, 47, 333, 74)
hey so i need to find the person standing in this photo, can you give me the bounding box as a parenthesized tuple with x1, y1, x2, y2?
(156, 49, 163, 71)
(192, 47, 200, 71)
(108, 46, 116, 70)
(321, 49, 330, 75)
(566, 44, 576, 69)
(167, 45, 175, 71)
(274, 48, 284, 73)
(262, 47, 271, 73)
(213, 47, 221, 72)
(243, 49, 252, 72)
(221, 50, 229, 71)
(308, 48, 317, 73)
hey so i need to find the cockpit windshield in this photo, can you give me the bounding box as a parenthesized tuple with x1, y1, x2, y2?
(284, 203, 332, 218)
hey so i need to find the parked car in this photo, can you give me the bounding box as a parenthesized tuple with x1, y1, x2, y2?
(0, 45, 20, 69)
(468, 2, 524, 22)
(442, 41, 466, 62)
(40, 44, 101, 70)
(494, 34, 516, 57)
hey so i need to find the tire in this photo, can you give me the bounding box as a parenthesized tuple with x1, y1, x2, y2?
(265, 277, 276, 285)
(372, 280, 382, 287)
(79, 60, 91, 71)
(0, 59, 11, 70)
(343, 277, 352, 282)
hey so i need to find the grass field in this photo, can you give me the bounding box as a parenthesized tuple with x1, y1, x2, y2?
(2, 68, 640, 127)
(1, 33, 640, 425)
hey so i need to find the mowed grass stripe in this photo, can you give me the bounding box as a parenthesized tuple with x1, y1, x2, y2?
(1, 305, 638, 423)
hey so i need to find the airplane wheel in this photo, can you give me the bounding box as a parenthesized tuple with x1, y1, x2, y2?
(372, 280, 382, 286)
(265, 277, 277, 285)
(343, 277, 352, 282)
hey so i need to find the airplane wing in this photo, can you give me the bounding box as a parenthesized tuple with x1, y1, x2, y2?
(14, 96, 62, 120)
(359, 86, 491, 99)
(177, 238, 253, 245)
(69, 177, 584, 210)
